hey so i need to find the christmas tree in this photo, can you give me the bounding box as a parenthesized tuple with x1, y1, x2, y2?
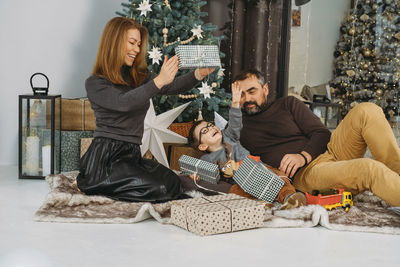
(117, 0, 231, 122)
(330, 0, 400, 119)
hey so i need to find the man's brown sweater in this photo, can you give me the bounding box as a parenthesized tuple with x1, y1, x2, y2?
(240, 96, 331, 169)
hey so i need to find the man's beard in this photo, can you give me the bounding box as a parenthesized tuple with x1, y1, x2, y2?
(242, 98, 267, 115)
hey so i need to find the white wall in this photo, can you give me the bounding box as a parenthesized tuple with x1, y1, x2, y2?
(289, 0, 350, 93)
(0, 0, 123, 166)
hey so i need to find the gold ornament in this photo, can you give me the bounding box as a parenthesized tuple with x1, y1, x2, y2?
(376, 89, 383, 97)
(388, 109, 395, 118)
(362, 63, 368, 69)
(364, 49, 371, 57)
(349, 28, 356, 35)
(346, 70, 356, 76)
(360, 14, 369, 22)
(395, 32, 400, 40)
(164, 0, 171, 10)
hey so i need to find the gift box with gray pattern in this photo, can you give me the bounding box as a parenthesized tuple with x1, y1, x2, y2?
(171, 194, 265, 236)
(175, 45, 221, 69)
(61, 130, 93, 172)
(233, 156, 285, 202)
(179, 154, 220, 184)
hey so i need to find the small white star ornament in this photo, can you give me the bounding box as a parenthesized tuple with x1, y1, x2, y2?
(217, 67, 225, 78)
(141, 100, 191, 167)
(148, 46, 162, 65)
(198, 82, 213, 99)
(138, 0, 152, 17)
(191, 25, 203, 39)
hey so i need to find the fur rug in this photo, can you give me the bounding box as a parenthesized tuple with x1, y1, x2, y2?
(34, 172, 400, 235)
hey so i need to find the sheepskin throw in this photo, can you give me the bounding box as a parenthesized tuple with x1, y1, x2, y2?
(34, 172, 400, 235)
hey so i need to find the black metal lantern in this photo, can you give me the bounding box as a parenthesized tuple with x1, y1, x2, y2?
(18, 73, 61, 179)
(310, 102, 342, 129)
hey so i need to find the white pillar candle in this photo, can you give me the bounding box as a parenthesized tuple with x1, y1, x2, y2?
(26, 136, 40, 175)
(42, 145, 51, 176)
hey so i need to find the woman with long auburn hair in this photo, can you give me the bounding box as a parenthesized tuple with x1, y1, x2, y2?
(77, 17, 214, 202)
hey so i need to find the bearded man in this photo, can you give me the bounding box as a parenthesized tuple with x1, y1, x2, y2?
(234, 69, 400, 207)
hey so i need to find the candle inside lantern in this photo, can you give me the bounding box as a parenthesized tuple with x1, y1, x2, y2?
(42, 145, 51, 176)
(26, 136, 40, 175)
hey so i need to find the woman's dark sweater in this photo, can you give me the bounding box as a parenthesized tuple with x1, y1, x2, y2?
(240, 96, 331, 168)
(85, 70, 199, 144)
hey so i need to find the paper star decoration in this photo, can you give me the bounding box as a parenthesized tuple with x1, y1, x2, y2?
(214, 111, 228, 130)
(217, 67, 225, 78)
(148, 46, 162, 65)
(137, 0, 152, 17)
(198, 82, 213, 99)
(191, 25, 203, 39)
(141, 100, 191, 167)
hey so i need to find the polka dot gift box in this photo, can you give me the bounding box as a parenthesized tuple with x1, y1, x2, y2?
(171, 194, 265, 236)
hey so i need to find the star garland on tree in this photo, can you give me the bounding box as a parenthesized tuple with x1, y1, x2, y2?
(197, 82, 214, 99)
(137, 0, 152, 17)
(191, 25, 203, 39)
(148, 46, 163, 65)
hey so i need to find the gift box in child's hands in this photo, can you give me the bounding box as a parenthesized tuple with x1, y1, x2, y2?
(171, 194, 265, 236)
(179, 154, 220, 184)
(233, 156, 285, 202)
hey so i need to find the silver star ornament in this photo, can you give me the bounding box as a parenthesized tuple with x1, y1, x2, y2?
(148, 46, 162, 65)
(138, 0, 152, 17)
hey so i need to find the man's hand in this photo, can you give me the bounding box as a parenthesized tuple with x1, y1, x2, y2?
(154, 56, 179, 88)
(279, 153, 307, 178)
(194, 68, 216, 80)
(231, 82, 242, 108)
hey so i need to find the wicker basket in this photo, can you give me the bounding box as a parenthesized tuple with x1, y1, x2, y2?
(168, 122, 194, 138)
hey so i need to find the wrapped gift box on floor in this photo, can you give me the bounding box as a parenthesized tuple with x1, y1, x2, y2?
(61, 131, 93, 172)
(80, 137, 94, 158)
(179, 155, 220, 184)
(171, 194, 265, 236)
(233, 156, 285, 202)
(61, 98, 96, 131)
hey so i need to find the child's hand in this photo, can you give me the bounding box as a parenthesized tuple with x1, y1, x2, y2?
(189, 174, 200, 181)
(231, 82, 242, 108)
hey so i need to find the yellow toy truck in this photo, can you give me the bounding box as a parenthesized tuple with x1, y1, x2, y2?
(305, 188, 353, 212)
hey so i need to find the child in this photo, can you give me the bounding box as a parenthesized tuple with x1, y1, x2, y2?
(187, 82, 306, 209)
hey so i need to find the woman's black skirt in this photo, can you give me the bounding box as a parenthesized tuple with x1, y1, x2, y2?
(77, 137, 183, 203)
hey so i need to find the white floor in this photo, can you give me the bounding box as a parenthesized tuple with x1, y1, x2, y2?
(0, 165, 399, 267)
